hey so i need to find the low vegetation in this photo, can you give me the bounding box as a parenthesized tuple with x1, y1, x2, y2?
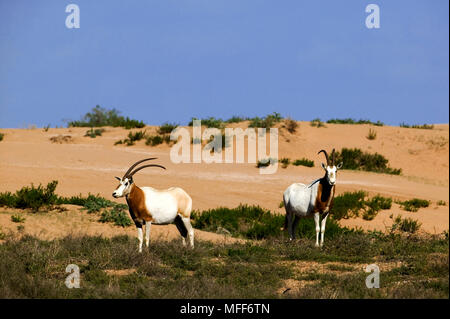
(334, 148, 402, 175)
(99, 206, 133, 227)
(390, 215, 422, 234)
(437, 200, 446, 206)
(397, 198, 430, 212)
(114, 130, 147, 146)
(248, 112, 283, 129)
(332, 191, 392, 221)
(366, 129, 377, 140)
(68, 105, 145, 129)
(292, 158, 315, 167)
(11, 214, 26, 223)
(310, 118, 326, 128)
(327, 118, 384, 126)
(157, 123, 178, 135)
(283, 117, 298, 134)
(0, 133, 4, 142)
(191, 204, 352, 240)
(0, 181, 131, 227)
(400, 123, 434, 130)
(256, 158, 277, 168)
(0, 231, 446, 298)
(84, 128, 105, 138)
(279, 158, 290, 169)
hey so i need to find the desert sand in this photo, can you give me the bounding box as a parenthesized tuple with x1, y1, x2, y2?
(0, 121, 448, 239)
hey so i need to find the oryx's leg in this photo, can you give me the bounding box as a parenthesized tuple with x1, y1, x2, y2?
(314, 212, 320, 247)
(291, 215, 300, 240)
(320, 213, 329, 247)
(137, 227, 143, 253)
(286, 211, 295, 240)
(145, 221, 152, 248)
(182, 217, 195, 248)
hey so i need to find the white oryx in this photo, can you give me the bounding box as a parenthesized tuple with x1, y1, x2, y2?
(112, 158, 194, 252)
(283, 149, 343, 247)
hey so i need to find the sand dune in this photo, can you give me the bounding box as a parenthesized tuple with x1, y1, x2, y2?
(0, 122, 448, 237)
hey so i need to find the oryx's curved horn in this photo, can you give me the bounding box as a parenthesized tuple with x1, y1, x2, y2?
(123, 158, 157, 178)
(331, 148, 336, 166)
(318, 149, 330, 166)
(128, 164, 166, 177)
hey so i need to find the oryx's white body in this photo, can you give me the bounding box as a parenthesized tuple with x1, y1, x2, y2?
(112, 158, 194, 253)
(283, 149, 342, 247)
(140, 186, 192, 225)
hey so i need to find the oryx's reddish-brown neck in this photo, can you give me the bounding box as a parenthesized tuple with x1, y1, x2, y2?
(126, 184, 153, 222)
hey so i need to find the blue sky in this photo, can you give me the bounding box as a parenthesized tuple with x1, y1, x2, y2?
(0, 0, 448, 128)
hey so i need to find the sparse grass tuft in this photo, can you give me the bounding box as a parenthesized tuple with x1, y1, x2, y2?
(11, 214, 26, 223)
(115, 130, 147, 146)
(256, 158, 277, 168)
(84, 128, 105, 138)
(398, 198, 430, 212)
(279, 158, 290, 168)
(366, 129, 377, 140)
(437, 200, 446, 206)
(283, 117, 298, 133)
(157, 123, 178, 135)
(310, 118, 326, 128)
(391, 215, 421, 233)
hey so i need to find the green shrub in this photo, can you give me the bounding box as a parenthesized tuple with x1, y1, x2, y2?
(0, 133, 4, 142)
(292, 158, 314, 167)
(284, 117, 298, 133)
(400, 123, 434, 130)
(191, 204, 351, 240)
(366, 129, 377, 140)
(188, 117, 224, 129)
(68, 105, 145, 129)
(145, 135, 164, 146)
(333, 148, 401, 175)
(84, 128, 105, 138)
(333, 192, 392, 221)
(332, 191, 367, 220)
(99, 206, 133, 227)
(0, 181, 59, 212)
(398, 198, 430, 212)
(310, 118, 326, 128)
(115, 130, 147, 146)
(437, 200, 446, 206)
(157, 123, 178, 135)
(256, 158, 277, 168)
(248, 112, 283, 129)
(327, 118, 384, 126)
(391, 215, 421, 233)
(225, 116, 249, 123)
(11, 214, 26, 223)
(279, 158, 290, 168)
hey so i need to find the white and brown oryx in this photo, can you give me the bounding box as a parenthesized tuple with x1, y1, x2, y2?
(112, 158, 194, 252)
(283, 149, 343, 247)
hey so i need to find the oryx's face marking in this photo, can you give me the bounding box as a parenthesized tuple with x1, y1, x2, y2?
(321, 162, 342, 186)
(326, 166, 337, 185)
(112, 177, 132, 198)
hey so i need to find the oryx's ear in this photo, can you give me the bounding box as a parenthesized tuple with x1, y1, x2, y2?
(321, 163, 327, 170)
(336, 162, 343, 170)
(115, 176, 121, 181)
